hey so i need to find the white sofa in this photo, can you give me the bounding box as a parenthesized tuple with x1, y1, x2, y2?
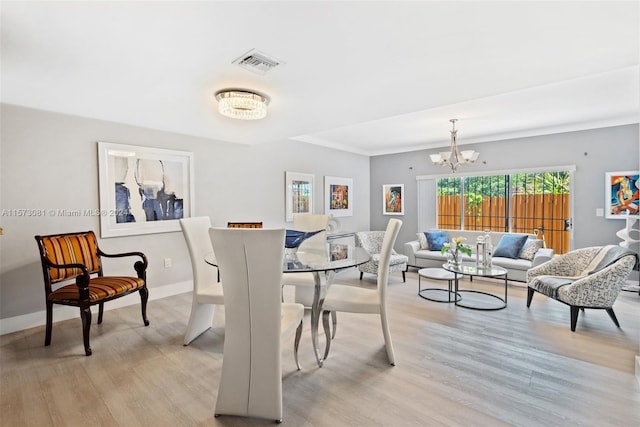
(404, 229, 554, 282)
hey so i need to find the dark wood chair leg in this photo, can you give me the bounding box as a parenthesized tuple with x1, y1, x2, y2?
(570, 306, 579, 332)
(45, 301, 53, 346)
(359, 272, 363, 280)
(140, 287, 150, 326)
(526, 287, 535, 307)
(97, 302, 104, 324)
(80, 306, 92, 356)
(402, 271, 406, 282)
(605, 308, 621, 328)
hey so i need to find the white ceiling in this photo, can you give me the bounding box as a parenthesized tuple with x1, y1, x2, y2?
(2, 1, 639, 156)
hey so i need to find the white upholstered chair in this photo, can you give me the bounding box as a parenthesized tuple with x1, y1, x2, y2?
(209, 227, 304, 423)
(321, 218, 403, 366)
(282, 214, 330, 303)
(180, 217, 224, 346)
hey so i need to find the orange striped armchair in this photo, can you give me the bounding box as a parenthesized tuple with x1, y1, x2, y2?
(34, 231, 149, 356)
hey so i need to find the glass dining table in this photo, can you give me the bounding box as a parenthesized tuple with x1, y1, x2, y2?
(205, 243, 370, 367)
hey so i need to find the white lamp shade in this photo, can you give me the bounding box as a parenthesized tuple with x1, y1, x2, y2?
(461, 150, 480, 163)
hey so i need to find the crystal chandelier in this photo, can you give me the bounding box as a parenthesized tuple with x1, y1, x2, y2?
(214, 89, 270, 120)
(430, 119, 480, 173)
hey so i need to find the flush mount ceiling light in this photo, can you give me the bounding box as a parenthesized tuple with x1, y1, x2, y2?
(214, 89, 270, 120)
(430, 119, 480, 173)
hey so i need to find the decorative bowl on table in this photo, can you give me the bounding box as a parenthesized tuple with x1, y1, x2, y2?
(284, 229, 324, 257)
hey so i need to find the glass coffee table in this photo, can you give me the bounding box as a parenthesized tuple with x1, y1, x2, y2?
(417, 268, 461, 303)
(442, 262, 508, 310)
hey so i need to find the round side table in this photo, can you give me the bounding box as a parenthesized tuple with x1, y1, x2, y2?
(418, 268, 461, 303)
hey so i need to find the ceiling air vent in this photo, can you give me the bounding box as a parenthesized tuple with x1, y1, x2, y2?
(233, 49, 282, 75)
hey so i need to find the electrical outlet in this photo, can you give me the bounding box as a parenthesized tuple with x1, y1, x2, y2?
(596, 208, 604, 217)
(164, 258, 172, 268)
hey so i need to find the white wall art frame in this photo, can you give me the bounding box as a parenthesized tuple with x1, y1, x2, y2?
(285, 171, 314, 222)
(383, 184, 404, 215)
(324, 176, 353, 217)
(98, 142, 194, 237)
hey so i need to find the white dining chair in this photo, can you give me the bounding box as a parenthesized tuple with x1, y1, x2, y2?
(282, 214, 329, 304)
(179, 217, 224, 346)
(282, 214, 338, 336)
(321, 218, 402, 366)
(282, 214, 329, 300)
(209, 227, 304, 423)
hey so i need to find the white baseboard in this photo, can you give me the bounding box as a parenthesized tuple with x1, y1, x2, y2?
(0, 281, 192, 336)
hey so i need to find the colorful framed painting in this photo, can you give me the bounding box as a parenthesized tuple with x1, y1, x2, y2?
(285, 171, 314, 222)
(98, 142, 194, 237)
(325, 176, 353, 217)
(605, 171, 639, 219)
(383, 184, 404, 215)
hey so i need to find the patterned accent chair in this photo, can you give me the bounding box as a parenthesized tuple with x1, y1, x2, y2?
(527, 245, 637, 331)
(35, 231, 149, 356)
(356, 230, 408, 282)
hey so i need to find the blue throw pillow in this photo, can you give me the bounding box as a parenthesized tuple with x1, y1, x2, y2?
(425, 230, 449, 251)
(493, 234, 529, 259)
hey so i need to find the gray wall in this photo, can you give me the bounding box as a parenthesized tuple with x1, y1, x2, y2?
(2, 103, 637, 326)
(370, 124, 640, 256)
(0, 104, 370, 321)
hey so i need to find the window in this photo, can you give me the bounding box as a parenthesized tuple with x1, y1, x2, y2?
(436, 171, 571, 253)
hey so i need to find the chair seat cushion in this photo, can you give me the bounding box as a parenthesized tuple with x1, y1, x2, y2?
(371, 253, 409, 266)
(48, 276, 144, 303)
(323, 284, 381, 314)
(529, 275, 575, 299)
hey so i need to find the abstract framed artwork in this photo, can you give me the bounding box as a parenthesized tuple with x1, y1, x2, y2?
(285, 171, 314, 222)
(98, 142, 194, 237)
(325, 176, 353, 217)
(383, 184, 404, 215)
(605, 171, 639, 219)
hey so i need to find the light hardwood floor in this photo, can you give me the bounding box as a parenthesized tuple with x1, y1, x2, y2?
(1, 268, 639, 426)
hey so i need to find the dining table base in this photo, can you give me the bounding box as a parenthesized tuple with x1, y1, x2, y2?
(310, 270, 334, 367)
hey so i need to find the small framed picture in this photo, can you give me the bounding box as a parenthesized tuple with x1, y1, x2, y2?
(383, 184, 404, 215)
(605, 171, 639, 219)
(325, 176, 353, 217)
(285, 171, 314, 222)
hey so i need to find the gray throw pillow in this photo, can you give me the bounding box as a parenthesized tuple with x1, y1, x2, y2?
(493, 234, 529, 259)
(416, 232, 428, 249)
(519, 239, 543, 261)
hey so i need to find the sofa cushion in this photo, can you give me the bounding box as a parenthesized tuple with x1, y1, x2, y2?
(519, 239, 543, 261)
(425, 230, 449, 251)
(493, 234, 529, 259)
(491, 256, 532, 270)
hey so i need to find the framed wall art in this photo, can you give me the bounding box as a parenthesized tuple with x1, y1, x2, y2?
(98, 142, 194, 237)
(605, 171, 639, 219)
(325, 176, 353, 217)
(383, 184, 404, 215)
(285, 171, 314, 222)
